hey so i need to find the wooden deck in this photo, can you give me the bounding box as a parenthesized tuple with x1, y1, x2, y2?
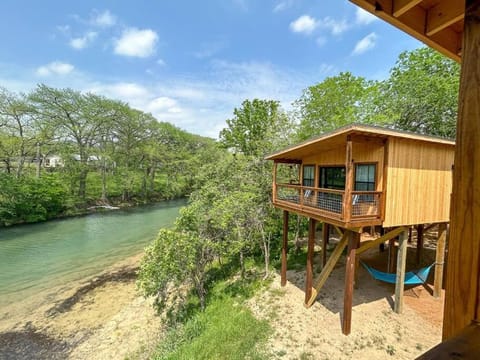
(273, 183, 383, 228)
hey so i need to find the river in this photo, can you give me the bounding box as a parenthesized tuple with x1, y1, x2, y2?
(0, 199, 184, 307)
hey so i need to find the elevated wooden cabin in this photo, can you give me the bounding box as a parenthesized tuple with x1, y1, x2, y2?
(267, 124, 455, 230)
(348, 1, 480, 357)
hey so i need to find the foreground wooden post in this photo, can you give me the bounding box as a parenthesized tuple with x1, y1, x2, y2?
(416, 224, 424, 265)
(281, 210, 289, 287)
(444, 0, 480, 340)
(388, 238, 396, 273)
(394, 230, 408, 314)
(343, 231, 360, 335)
(305, 218, 316, 304)
(322, 223, 329, 268)
(434, 223, 447, 298)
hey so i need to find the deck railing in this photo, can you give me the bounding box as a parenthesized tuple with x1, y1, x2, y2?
(275, 183, 381, 222)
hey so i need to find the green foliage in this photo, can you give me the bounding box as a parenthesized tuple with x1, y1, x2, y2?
(219, 98, 292, 157)
(382, 47, 459, 137)
(0, 173, 68, 226)
(152, 279, 271, 360)
(295, 72, 383, 140)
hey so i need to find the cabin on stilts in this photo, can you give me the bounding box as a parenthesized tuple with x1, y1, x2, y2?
(266, 124, 454, 335)
(346, 1, 480, 358)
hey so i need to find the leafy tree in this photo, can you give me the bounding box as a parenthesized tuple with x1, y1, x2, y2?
(219, 99, 292, 157)
(381, 47, 459, 137)
(295, 72, 382, 140)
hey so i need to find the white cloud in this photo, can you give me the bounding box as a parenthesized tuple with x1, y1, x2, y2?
(91, 10, 116, 27)
(69, 31, 97, 50)
(355, 8, 377, 25)
(273, 0, 295, 13)
(157, 59, 166, 66)
(36, 61, 75, 76)
(290, 15, 317, 35)
(193, 41, 226, 59)
(114, 28, 158, 58)
(317, 17, 349, 35)
(352, 32, 378, 55)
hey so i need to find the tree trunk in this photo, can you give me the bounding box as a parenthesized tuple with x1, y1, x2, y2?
(35, 143, 41, 179)
(101, 158, 108, 203)
(262, 231, 270, 279)
(78, 165, 88, 199)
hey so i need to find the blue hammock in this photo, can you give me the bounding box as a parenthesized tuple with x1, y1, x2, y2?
(361, 261, 435, 285)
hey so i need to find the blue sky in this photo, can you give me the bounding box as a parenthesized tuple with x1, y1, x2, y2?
(0, 0, 422, 138)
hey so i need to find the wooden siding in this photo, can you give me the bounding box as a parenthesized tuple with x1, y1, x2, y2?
(383, 138, 454, 227)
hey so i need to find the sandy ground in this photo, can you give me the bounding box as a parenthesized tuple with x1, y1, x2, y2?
(0, 253, 164, 360)
(0, 227, 444, 360)
(247, 228, 444, 360)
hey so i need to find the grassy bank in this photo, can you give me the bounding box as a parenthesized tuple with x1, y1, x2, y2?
(149, 272, 272, 360)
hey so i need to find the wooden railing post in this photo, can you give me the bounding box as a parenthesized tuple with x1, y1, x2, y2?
(273, 162, 277, 202)
(344, 137, 354, 223)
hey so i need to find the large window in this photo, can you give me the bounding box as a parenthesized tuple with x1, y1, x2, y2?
(319, 166, 346, 190)
(355, 164, 376, 191)
(302, 165, 315, 187)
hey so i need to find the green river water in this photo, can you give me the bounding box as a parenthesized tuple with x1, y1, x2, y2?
(0, 199, 184, 307)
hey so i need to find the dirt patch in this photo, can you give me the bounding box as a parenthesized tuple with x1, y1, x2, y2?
(0, 253, 163, 360)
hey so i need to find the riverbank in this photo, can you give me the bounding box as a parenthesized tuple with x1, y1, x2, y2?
(0, 252, 163, 360)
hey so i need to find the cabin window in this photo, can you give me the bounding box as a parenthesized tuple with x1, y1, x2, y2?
(355, 164, 376, 191)
(302, 165, 315, 187)
(319, 166, 346, 190)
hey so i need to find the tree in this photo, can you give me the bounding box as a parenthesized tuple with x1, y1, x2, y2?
(0, 88, 36, 177)
(294, 72, 382, 140)
(219, 99, 292, 157)
(29, 85, 111, 199)
(381, 47, 459, 137)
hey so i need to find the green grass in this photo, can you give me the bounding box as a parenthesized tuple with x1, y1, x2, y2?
(152, 276, 271, 360)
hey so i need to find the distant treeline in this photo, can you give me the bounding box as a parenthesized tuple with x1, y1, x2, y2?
(0, 84, 220, 226)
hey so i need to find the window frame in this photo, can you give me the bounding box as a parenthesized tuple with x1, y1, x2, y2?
(318, 165, 346, 190)
(302, 164, 315, 187)
(354, 163, 377, 192)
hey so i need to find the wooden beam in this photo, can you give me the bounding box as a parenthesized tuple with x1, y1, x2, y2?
(434, 223, 447, 298)
(417, 224, 424, 265)
(344, 137, 354, 223)
(343, 231, 360, 335)
(426, 1, 465, 36)
(393, 0, 423, 18)
(394, 230, 408, 314)
(281, 210, 289, 287)
(322, 223, 329, 268)
(357, 226, 407, 255)
(416, 322, 480, 359)
(444, 1, 480, 340)
(305, 218, 316, 304)
(334, 225, 344, 238)
(306, 231, 349, 307)
(443, 0, 480, 339)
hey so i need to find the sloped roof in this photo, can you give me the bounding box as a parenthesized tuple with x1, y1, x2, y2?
(349, 0, 463, 63)
(265, 124, 455, 162)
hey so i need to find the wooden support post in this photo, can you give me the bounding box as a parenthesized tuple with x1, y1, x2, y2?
(305, 218, 316, 304)
(388, 238, 396, 273)
(344, 137, 353, 223)
(306, 231, 349, 307)
(444, 1, 480, 339)
(357, 226, 406, 255)
(434, 223, 447, 298)
(343, 231, 360, 335)
(394, 230, 408, 314)
(281, 210, 289, 287)
(416, 224, 424, 265)
(322, 223, 329, 268)
(408, 227, 412, 243)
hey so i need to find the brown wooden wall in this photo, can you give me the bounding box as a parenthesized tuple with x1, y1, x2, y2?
(302, 138, 385, 191)
(383, 138, 454, 227)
